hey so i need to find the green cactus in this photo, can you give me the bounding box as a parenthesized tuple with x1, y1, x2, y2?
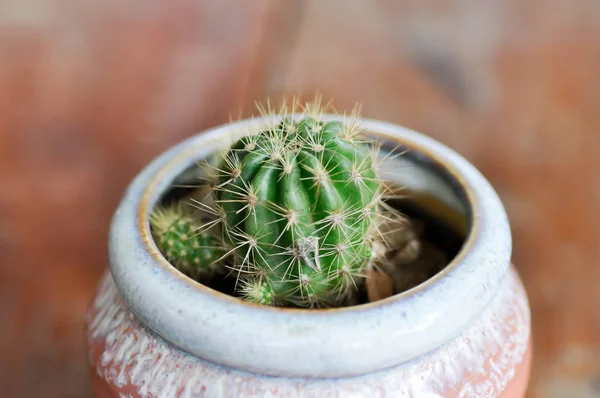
(150, 203, 224, 282)
(149, 98, 404, 308)
(212, 114, 389, 307)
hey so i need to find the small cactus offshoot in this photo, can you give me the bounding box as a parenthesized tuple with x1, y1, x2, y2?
(150, 203, 225, 282)
(150, 98, 405, 308)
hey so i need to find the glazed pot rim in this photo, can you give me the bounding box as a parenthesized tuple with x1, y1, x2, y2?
(108, 114, 512, 378)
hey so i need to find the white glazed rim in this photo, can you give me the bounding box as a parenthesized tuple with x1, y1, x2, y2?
(108, 114, 512, 378)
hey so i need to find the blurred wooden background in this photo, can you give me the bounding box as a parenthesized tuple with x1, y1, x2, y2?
(1, 1, 599, 396)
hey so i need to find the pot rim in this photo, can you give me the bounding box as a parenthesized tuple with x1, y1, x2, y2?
(109, 114, 511, 378)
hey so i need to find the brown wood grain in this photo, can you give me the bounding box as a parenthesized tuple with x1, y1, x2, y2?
(1, 1, 599, 396)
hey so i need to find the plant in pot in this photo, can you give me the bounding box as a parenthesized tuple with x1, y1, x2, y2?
(86, 98, 532, 397)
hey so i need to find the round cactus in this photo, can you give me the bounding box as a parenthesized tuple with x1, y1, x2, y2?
(150, 203, 225, 282)
(212, 115, 390, 307)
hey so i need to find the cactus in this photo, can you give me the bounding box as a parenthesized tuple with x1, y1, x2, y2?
(150, 202, 225, 282)
(207, 106, 397, 308)
(149, 99, 404, 308)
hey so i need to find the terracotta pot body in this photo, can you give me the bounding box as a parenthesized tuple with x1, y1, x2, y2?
(85, 116, 532, 397)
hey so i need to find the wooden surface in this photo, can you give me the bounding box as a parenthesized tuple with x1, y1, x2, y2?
(1, 1, 599, 396)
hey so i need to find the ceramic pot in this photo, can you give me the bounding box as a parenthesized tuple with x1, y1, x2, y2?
(85, 116, 532, 397)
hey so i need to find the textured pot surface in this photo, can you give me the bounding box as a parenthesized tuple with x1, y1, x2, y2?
(86, 266, 530, 397)
(86, 116, 532, 397)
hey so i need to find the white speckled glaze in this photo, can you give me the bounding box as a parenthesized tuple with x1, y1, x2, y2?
(86, 115, 532, 397)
